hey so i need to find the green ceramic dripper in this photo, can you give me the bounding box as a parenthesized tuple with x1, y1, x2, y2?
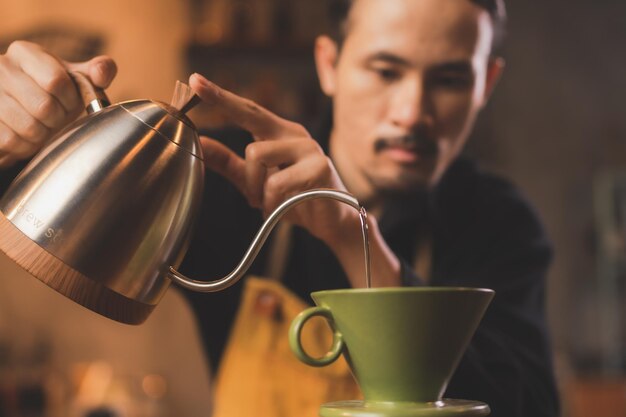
(289, 287, 494, 417)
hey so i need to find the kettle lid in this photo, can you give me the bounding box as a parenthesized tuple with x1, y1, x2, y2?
(119, 100, 202, 159)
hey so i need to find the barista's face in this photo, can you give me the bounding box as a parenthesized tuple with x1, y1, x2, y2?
(316, 0, 503, 202)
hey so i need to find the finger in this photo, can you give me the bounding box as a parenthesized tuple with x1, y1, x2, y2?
(261, 155, 331, 217)
(67, 55, 117, 89)
(0, 121, 40, 160)
(244, 143, 267, 208)
(244, 138, 323, 207)
(190, 73, 305, 140)
(5, 40, 79, 115)
(199, 136, 247, 195)
(244, 138, 319, 168)
(0, 54, 68, 129)
(0, 93, 50, 146)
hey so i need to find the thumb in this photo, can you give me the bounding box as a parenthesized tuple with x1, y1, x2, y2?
(66, 55, 118, 89)
(200, 136, 247, 196)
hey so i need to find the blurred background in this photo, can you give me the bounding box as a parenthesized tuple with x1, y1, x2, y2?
(0, 0, 624, 416)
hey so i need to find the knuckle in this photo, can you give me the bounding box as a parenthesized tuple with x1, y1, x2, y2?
(245, 142, 261, 161)
(33, 95, 58, 121)
(40, 69, 71, 96)
(323, 154, 333, 167)
(6, 40, 42, 60)
(243, 98, 261, 113)
(308, 157, 324, 176)
(0, 132, 16, 152)
(288, 122, 309, 137)
(306, 138, 323, 153)
(265, 173, 284, 193)
(313, 155, 334, 179)
(21, 119, 47, 142)
(314, 154, 330, 170)
(296, 137, 324, 157)
(6, 40, 30, 56)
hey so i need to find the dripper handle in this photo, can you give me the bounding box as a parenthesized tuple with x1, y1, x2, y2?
(167, 189, 361, 292)
(289, 306, 344, 367)
(69, 71, 111, 114)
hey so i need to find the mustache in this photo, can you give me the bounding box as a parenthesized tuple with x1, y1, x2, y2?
(373, 132, 437, 156)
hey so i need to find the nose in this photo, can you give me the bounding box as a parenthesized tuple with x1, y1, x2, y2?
(389, 78, 432, 130)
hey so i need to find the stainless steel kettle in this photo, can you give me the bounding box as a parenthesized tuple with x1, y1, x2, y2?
(0, 74, 361, 324)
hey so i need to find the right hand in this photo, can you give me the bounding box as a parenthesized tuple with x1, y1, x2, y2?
(0, 40, 117, 168)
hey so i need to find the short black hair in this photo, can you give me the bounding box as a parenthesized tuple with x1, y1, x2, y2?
(328, 0, 507, 54)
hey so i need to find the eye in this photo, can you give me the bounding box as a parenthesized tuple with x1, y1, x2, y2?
(375, 67, 401, 81)
(367, 64, 401, 82)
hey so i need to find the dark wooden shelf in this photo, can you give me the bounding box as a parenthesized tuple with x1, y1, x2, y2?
(186, 42, 314, 61)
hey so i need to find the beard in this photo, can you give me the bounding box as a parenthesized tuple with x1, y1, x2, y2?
(364, 167, 433, 199)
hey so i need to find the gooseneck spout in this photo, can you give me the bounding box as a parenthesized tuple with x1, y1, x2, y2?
(167, 189, 361, 292)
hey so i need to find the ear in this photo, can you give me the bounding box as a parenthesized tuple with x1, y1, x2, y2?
(481, 57, 505, 106)
(314, 35, 339, 97)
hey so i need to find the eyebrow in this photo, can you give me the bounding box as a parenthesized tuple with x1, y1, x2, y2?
(364, 53, 475, 74)
(364, 52, 411, 67)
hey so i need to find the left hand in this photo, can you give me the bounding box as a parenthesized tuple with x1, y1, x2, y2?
(189, 73, 361, 249)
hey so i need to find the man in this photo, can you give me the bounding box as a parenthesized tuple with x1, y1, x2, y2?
(0, 0, 559, 416)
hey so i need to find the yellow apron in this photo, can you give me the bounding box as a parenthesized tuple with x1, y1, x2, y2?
(212, 276, 361, 417)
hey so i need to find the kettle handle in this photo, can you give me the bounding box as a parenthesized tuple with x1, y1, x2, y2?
(167, 189, 363, 292)
(69, 71, 111, 114)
